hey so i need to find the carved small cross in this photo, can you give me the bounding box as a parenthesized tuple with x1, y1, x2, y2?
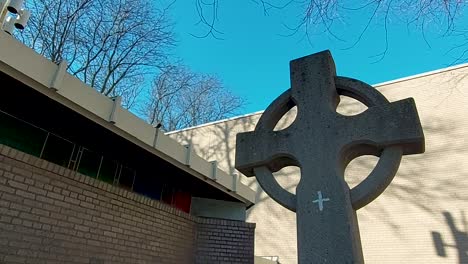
(313, 191, 330, 211)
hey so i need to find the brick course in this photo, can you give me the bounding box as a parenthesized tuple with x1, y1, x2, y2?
(0, 145, 255, 264)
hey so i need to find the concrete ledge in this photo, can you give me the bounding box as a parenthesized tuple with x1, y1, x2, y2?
(190, 154, 212, 178)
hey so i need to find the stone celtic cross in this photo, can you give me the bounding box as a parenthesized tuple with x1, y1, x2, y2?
(235, 51, 425, 263)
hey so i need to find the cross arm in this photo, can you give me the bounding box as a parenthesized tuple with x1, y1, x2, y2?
(235, 130, 299, 177)
(342, 98, 425, 155)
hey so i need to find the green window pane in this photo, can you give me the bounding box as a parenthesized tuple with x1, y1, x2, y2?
(41, 135, 74, 168)
(98, 158, 118, 184)
(0, 111, 46, 156)
(118, 166, 135, 190)
(77, 149, 101, 178)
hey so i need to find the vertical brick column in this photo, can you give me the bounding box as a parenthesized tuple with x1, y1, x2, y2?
(195, 218, 256, 264)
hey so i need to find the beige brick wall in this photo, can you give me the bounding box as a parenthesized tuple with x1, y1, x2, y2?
(0, 144, 255, 264)
(170, 65, 468, 264)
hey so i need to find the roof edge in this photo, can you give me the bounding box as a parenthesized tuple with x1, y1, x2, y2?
(166, 110, 264, 134)
(169, 61, 468, 133)
(373, 62, 468, 88)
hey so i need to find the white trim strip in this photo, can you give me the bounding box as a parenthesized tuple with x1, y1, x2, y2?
(166, 110, 264, 134)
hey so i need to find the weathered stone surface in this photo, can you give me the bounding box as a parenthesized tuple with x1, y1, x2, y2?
(235, 50, 425, 263)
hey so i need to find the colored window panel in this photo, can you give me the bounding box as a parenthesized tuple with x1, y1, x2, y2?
(133, 173, 162, 200)
(41, 134, 74, 168)
(98, 158, 118, 184)
(0, 111, 46, 156)
(77, 149, 101, 178)
(118, 166, 135, 190)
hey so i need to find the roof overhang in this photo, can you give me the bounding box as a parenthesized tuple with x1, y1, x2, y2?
(0, 32, 255, 207)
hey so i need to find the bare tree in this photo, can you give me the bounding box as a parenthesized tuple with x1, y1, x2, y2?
(143, 64, 246, 131)
(17, 0, 246, 127)
(194, 0, 468, 61)
(20, 0, 174, 108)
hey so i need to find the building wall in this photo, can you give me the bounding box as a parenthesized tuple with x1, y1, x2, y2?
(170, 64, 468, 264)
(196, 219, 255, 263)
(0, 144, 255, 264)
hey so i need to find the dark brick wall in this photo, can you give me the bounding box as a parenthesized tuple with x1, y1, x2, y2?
(0, 144, 255, 264)
(195, 219, 255, 264)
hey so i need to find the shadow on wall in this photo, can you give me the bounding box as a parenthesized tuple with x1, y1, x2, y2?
(170, 108, 468, 219)
(169, 93, 468, 262)
(169, 113, 298, 261)
(432, 211, 468, 264)
(169, 114, 259, 177)
(346, 114, 468, 232)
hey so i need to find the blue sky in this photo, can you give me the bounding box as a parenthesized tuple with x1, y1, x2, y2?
(168, 1, 468, 114)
